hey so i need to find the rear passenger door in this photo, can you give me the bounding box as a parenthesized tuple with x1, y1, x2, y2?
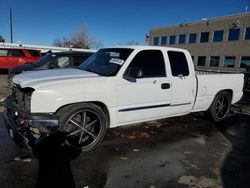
(7, 49, 26, 67)
(167, 51, 196, 114)
(0, 49, 9, 68)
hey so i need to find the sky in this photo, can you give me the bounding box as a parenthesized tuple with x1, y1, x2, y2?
(0, 0, 249, 48)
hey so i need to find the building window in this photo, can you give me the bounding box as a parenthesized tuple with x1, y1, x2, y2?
(200, 32, 209, 43)
(240, 56, 250, 69)
(228, 28, 240, 41)
(169, 35, 176, 44)
(189, 33, 197, 44)
(245, 27, 250, 40)
(161, 36, 167, 45)
(224, 56, 236, 68)
(213, 30, 224, 42)
(178, 34, 185, 44)
(197, 56, 206, 66)
(153, 37, 159, 45)
(210, 56, 220, 67)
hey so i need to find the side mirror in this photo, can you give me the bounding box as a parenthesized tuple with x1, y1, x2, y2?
(123, 67, 143, 81)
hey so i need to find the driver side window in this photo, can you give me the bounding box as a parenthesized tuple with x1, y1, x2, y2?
(57, 56, 70, 68)
(126, 50, 166, 78)
(48, 56, 70, 68)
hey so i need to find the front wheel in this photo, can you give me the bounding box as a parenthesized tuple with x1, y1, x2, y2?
(57, 103, 107, 152)
(207, 91, 232, 122)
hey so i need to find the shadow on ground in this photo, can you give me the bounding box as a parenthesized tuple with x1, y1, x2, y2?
(216, 114, 250, 188)
(32, 133, 81, 188)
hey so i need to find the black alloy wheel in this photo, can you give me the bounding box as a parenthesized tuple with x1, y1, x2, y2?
(57, 103, 107, 152)
(208, 91, 231, 122)
(214, 94, 230, 119)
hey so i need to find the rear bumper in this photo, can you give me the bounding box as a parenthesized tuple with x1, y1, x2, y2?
(4, 96, 59, 149)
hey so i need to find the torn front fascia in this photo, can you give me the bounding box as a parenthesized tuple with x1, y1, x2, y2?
(4, 86, 59, 149)
(6, 85, 59, 134)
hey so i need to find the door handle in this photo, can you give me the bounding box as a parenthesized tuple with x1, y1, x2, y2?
(161, 83, 171, 89)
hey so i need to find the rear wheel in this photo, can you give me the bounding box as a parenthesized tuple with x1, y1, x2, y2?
(208, 91, 231, 122)
(57, 103, 107, 152)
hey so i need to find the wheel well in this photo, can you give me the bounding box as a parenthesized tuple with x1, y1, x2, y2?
(55, 101, 110, 128)
(216, 89, 233, 101)
(92, 101, 110, 128)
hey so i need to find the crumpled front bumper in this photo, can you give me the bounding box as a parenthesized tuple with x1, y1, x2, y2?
(4, 95, 59, 149)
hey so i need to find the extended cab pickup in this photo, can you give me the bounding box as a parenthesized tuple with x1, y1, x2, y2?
(4, 46, 244, 152)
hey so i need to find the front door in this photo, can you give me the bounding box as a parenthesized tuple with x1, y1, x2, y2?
(116, 50, 172, 125)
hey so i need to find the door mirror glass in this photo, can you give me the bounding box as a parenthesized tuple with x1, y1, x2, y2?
(124, 67, 143, 79)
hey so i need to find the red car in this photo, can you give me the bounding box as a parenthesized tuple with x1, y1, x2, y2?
(0, 48, 42, 69)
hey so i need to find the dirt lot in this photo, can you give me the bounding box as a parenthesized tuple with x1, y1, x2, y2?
(0, 74, 250, 188)
(0, 75, 9, 104)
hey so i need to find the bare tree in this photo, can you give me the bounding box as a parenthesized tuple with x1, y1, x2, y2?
(53, 25, 102, 49)
(53, 38, 72, 47)
(0, 35, 5, 42)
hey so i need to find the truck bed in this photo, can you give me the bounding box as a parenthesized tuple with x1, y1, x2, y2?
(192, 72, 244, 112)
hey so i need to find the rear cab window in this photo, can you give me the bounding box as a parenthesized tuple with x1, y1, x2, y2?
(72, 55, 91, 66)
(167, 51, 189, 76)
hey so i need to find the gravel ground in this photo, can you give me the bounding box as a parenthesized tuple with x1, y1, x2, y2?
(0, 75, 9, 106)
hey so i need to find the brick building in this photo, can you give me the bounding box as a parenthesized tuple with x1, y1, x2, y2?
(149, 13, 250, 72)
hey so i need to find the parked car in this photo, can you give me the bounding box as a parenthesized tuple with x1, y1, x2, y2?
(4, 46, 244, 153)
(9, 50, 95, 74)
(0, 48, 42, 70)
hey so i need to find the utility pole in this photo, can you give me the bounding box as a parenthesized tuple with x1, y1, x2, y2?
(10, 8, 13, 43)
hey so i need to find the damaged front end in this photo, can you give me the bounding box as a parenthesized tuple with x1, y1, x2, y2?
(4, 81, 59, 150)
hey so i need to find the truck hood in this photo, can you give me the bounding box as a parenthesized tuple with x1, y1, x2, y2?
(12, 68, 100, 88)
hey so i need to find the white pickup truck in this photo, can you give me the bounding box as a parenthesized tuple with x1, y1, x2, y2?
(4, 46, 244, 152)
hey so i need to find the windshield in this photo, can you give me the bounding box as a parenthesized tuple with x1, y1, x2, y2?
(32, 53, 55, 67)
(79, 48, 133, 76)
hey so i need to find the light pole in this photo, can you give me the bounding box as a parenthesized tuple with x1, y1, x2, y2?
(10, 8, 13, 43)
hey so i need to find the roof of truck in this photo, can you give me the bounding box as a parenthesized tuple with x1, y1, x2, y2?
(107, 45, 189, 53)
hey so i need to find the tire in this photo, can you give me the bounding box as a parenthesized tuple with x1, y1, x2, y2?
(57, 103, 107, 152)
(207, 91, 232, 122)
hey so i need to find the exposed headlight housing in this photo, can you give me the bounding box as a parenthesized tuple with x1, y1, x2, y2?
(20, 87, 35, 112)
